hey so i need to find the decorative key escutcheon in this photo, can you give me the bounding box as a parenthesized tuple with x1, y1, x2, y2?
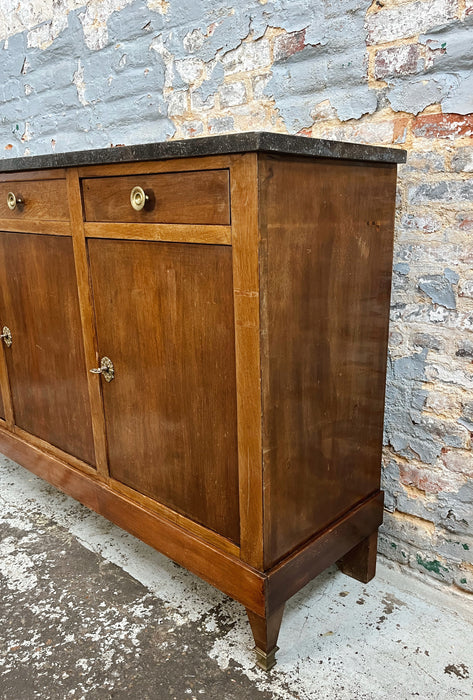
(0, 326, 12, 347)
(89, 356, 115, 382)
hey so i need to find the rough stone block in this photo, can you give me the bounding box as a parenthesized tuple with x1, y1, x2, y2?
(425, 389, 460, 414)
(208, 116, 234, 133)
(457, 213, 473, 232)
(399, 461, 463, 494)
(438, 482, 473, 534)
(417, 271, 457, 309)
(441, 449, 473, 478)
(252, 73, 270, 100)
(455, 339, 473, 359)
(393, 349, 427, 381)
(451, 146, 473, 172)
(366, 0, 457, 45)
(461, 400, 473, 423)
(374, 45, 421, 80)
(222, 39, 271, 75)
(454, 567, 473, 593)
(412, 332, 442, 351)
(180, 120, 204, 138)
(400, 213, 441, 234)
(409, 180, 473, 204)
(166, 90, 187, 117)
(378, 533, 410, 564)
(218, 81, 247, 107)
(314, 119, 396, 145)
(410, 550, 453, 583)
(436, 532, 473, 565)
(396, 489, 438, 524)
(421, 415, 468, 449)
(190, 89, 215, 112)
(175, 57, 205, 85)
(381, 459, 403, 512)
(381, 511, 435, 548)
(273, 29, 306, 62)
(412, 113, 473, 139)
(404, 150, 445, 173)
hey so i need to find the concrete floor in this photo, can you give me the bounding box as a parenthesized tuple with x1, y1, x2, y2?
(0, 455, 472, 700)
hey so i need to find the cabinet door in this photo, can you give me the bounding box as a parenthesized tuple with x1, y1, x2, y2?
(88, 239, 240, 543)
(0, 233, 95, 465)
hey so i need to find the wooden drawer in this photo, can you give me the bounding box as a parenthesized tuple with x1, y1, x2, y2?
(0, 179, 69, 221)
(82, 169, 230, 225)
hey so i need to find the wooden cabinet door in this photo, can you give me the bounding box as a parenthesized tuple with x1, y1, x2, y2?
(88, 239, 240, 543)
(0, 233, 95, 465)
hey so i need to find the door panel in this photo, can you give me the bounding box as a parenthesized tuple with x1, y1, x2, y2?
(88, 239, 240, 543)
(0, 232, 95, 465)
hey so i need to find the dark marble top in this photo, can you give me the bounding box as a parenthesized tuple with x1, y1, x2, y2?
(0, 132, 406, 172)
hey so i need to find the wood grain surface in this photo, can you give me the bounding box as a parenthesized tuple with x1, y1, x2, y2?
(88, 238, 240, 542)
(0, 180, 69, 221)
(82, 170, 230, 225)
(83, 222, 231, 245)
(258, 155, 397, 568)
(0, 425, 265, 616)
(0, 232, 95, 465)
(229, 153, 264, 568)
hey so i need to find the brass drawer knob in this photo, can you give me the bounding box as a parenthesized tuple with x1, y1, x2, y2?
(0, 326, 12, 347)
(90, 356, 115, 382)
(7, 192, 23, 211)
(130, 186, 149, 211)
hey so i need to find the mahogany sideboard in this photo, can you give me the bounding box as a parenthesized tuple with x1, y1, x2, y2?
(0, 133, 406, 670)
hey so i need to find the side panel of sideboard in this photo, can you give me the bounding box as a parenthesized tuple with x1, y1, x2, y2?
(258, 155, 398, 568)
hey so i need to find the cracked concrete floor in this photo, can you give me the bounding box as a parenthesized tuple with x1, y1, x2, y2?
(0, 455, 472, 700)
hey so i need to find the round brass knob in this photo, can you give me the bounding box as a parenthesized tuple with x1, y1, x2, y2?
(7, 192, 22, 211)
(130, 186, 149, 212)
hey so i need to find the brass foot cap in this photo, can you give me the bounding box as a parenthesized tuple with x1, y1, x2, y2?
(254, 645, 278, 671)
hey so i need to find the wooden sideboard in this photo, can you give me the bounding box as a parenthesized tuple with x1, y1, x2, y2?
(0, 133, 406, 670)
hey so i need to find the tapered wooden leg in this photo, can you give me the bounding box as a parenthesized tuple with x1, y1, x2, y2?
(337, 531, 378, 583)
(246, 604, 285, 671)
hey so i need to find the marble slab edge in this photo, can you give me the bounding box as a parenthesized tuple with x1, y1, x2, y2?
(0, 132, 407, 173)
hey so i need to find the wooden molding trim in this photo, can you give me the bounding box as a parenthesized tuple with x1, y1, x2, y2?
(0, 426, 266, 616)
(76, 156, 232, 178)
(0, 220, 72, 235)
(266, 491, 384, 611)
(83, 222, 231, 245)
(0, 169, 67, 182)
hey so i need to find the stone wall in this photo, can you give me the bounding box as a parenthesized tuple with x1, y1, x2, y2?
(1, 0, 472, 595)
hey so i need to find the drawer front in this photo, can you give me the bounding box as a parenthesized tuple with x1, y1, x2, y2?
(82, 169, 230, 225)
(0, 179, 69, 221)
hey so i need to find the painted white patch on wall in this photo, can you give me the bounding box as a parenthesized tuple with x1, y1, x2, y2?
(0, 0, 84, 42)
(78, 0, 134, 51)
(73, 58, 89, 106)
(27, 13, 68, 49)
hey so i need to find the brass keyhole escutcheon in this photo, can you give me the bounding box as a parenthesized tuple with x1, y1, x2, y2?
(90, 356, 115, 382)
(130, 186, 149, 211)
(7, 192, 23, 211)
(0, 326, 12, 347)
